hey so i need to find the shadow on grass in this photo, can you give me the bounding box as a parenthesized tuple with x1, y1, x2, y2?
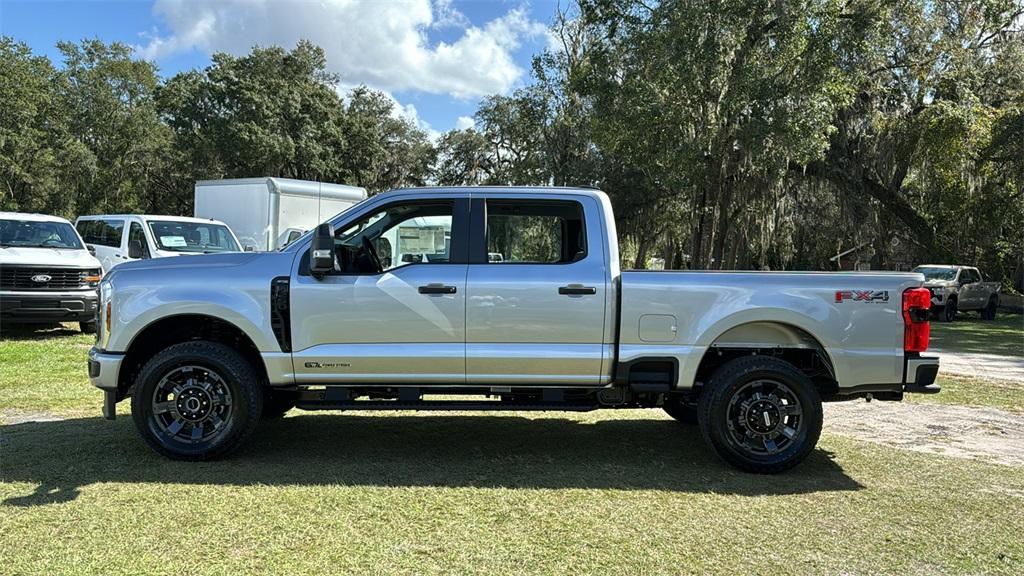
(0, 413, 861, 506)
(0, 323, 84, 341)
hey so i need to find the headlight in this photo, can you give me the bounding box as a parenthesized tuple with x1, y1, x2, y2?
(932, 286, 947, 294)
(99, 279, 113, 349)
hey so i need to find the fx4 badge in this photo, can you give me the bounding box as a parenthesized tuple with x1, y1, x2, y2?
(835, 290, 890, 303)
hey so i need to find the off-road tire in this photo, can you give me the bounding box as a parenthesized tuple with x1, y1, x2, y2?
(697, 355, 822, 474)
(662, 397, 698, 425)
(131, 341, 263, 460)
(79, 321, 97, 334)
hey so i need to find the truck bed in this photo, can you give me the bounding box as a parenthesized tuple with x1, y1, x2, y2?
(617, 270, 927, 391)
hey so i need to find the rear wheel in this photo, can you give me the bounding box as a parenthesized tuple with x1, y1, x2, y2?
(981, 296, 998, 321)
(697, 356, 822, 473)
(131, 341, 263, 460)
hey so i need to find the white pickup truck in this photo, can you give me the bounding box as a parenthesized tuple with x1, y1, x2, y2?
(88, 187, 939, 473)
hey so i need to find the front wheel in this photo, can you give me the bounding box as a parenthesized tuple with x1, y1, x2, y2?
(131, 341, 263, 460)
(981, 296, 998, 321)
(942, 298, 957, 322)
(79, 321, 96, 334)
(697, 356, 822, 473)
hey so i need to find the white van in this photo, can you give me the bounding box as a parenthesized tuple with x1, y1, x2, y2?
(1, 212, 103, 333)
(75, 215, 242, 273)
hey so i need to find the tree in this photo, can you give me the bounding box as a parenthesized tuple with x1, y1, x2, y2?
(0, 37, 88, 215)
(59, 39, 171, 215)
(433, 127, 492, 185)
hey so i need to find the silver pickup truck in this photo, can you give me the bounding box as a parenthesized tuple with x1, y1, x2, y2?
(912, 264, 1001, 322)
(88, 187, 939, 473)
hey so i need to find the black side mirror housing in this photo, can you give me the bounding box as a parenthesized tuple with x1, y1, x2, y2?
(310, 223, 335, 278)
(128, 239, 145, 259)
(86, 244, 97, 256)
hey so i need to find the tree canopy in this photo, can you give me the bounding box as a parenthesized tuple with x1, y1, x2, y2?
(1, 0, 1021, 289)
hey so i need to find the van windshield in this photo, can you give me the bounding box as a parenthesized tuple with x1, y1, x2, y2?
(148, 221, 240, 253)
(0, 219, 83, 249)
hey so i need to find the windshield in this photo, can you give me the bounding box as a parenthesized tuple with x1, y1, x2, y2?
(913, 266, 958, 281)
(147, 221, 240, 253)
(0, 219, 83, 249)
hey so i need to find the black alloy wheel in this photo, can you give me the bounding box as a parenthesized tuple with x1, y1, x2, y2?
(132, 341, 262, 460)
(698, 356, 822, 473)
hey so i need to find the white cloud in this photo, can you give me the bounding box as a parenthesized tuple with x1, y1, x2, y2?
(139, 0, 546, 100)
(454, 115, 476, 130)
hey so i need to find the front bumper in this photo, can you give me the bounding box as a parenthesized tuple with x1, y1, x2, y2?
(0, 290, 98, 324)
(88, 347, 124, 420)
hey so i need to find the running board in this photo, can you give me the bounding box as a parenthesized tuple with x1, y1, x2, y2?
(295, 399, 600, 412)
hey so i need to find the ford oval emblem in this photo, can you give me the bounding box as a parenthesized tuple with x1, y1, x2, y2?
(31, 274, 52, 283)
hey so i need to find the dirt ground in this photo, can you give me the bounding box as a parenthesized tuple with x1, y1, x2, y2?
(825, 400, 1024, 467)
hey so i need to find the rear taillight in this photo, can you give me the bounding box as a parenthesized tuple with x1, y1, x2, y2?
(903, 287, 931, 352)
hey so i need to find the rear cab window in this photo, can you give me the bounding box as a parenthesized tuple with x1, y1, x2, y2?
(483, 200, 586, 264)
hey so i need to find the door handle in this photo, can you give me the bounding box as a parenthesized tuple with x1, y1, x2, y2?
(418, 284, 457, 295)
(559, 285, 597, 295)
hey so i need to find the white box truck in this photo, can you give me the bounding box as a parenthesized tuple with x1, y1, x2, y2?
(194, 178, 367, 251)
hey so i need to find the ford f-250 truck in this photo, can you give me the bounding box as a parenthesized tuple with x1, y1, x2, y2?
(88, 187, 939, 473)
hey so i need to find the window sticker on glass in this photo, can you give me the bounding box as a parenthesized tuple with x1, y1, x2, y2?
(160, 235, 187, 247)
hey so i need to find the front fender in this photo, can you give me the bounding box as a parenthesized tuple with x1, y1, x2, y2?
(107, 285, 278, 353)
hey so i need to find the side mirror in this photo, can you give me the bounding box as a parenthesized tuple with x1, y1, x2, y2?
(244, 246, 255, 252)
(128, 239, 145, 259)
(310, 223, 335, 278)
(86, 244, 97, 256)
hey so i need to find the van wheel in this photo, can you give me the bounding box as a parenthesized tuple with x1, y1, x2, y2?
(262, 389, 298, 420)
(79, 321, 97, 334)
(131, 341, 263, 460)
(697, 356, 822, 474)
(981, 297, 998, 321)
(662, 397, 698, 425)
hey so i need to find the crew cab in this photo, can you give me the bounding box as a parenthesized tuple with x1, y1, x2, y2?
(1, 212, 103, 333)
(88, 187, 939, 473)
(912, 264, 1001, 322)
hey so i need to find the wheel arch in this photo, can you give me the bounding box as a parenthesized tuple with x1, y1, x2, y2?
(117, 313, 269, 399)
(694, 320, 838, 398)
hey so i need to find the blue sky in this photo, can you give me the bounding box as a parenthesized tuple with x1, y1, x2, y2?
(0, 0, 560, 136)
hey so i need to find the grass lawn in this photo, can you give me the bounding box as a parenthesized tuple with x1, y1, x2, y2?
(930, 314, 1024, 357)
(3, 412, 1024, 575)
(2, 323, 1023, 574)
(908, 374, 1024, 414)
(0, 324, 97, 416)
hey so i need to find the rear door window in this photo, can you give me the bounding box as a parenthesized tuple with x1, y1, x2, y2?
(80, 219, 124, 247)
(484, 201, 586, 264)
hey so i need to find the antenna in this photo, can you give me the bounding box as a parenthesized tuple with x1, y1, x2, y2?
(317, 181, 322, 223)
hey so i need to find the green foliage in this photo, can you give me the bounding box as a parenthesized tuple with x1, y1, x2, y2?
(0, 38, 435, 219)
(1, 2, 1020, 287)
